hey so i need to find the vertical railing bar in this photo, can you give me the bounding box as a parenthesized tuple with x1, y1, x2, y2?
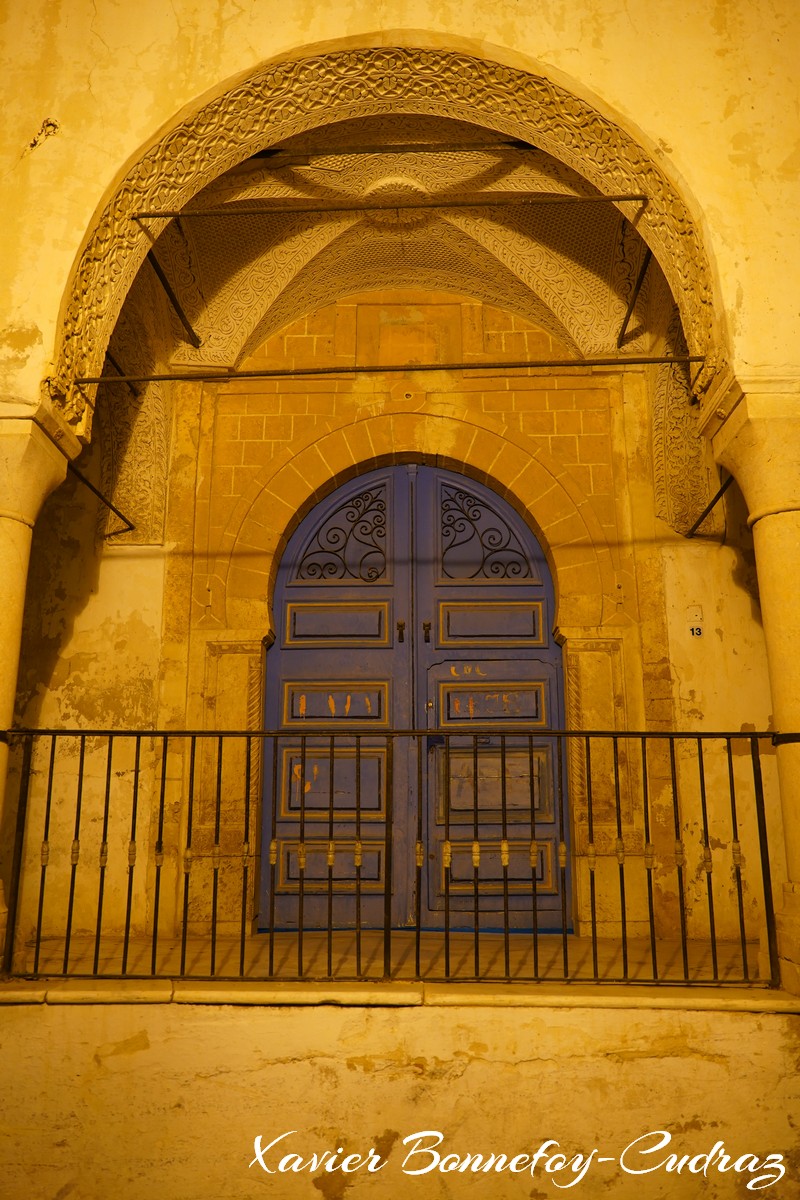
(150, 734, 169, 977)
(180, 735, 197, 977)
(267, 734, 278, 978)
(92, 734, 115, 975)
(528, 734, 539, 981)
(557, 735, 569, 980)
(33, 735, 57, 976)
(354, 733, 362, 979)
(668, 738, 690, 981)
(750, 736, 780, 986)
(725, 736, 749, 980)
(239, 734, 252, 979)
(443, 732, 451, 980)
(585, 735, 598, 982)
(696, 737, 718, 980)
(414, 732, 423, 979)
(63, 734, 87, 975)
(3, 734, 34, 977)
(641, 736, 658, 981)
(326, 734, 335, 980)
(500, 733, 510, 980)
(210, 735, 223, 977)
(121, 735, 142, 975)
(383, 735, 394, 981)
(298, 734, 307, 979)
(472, 733, 480, 979)
(612, 736, 628, 981)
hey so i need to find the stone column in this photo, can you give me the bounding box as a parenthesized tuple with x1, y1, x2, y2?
(706, 384, 800, 992)
(0, 418, 67, 944)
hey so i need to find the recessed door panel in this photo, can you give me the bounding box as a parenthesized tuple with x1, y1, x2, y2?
(440, 601, 544, 645)
(286, 602, 390, 645)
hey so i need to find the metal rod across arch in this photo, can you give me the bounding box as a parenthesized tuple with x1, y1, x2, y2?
(133, 192, 649, 221)
(250, 140, 546, 162)
(76, 354, 704, 387)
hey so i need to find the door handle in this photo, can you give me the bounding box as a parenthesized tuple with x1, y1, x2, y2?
(397, 620, 405, 643)
(423, 621, 431, 643)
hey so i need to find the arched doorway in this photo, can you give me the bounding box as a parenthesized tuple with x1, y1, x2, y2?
(261, 464, 567, 933)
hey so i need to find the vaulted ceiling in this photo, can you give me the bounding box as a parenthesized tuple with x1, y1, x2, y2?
(113, 112, 677, 375)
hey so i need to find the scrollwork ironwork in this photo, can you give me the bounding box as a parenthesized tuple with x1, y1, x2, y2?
(440, 484, 532, 579)
(295, 486, 387, 582)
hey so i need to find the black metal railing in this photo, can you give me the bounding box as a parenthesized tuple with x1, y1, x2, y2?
(2, 728, 780, 986)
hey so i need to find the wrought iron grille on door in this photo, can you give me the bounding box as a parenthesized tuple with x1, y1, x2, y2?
(260, 464, 568, 932)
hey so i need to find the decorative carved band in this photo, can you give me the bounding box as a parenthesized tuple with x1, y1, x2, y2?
(652, 308, 720, 535)
(51, 47, 719, 431)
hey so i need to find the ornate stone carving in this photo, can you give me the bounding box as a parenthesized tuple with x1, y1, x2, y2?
(163, 121, 664, 367)
(169, 133, 638, 367)
(51, 48, 718, 430)
(247, 654, 263, 732)
(444, 205, 628, 356)
(171, 214, 358, 366)
(563, 644, 587, 824)
(201, 116, 593, 208)
(165, 187, 657, 367)
(95, 271, 168, 543)
(652, 309, 721, 536)
(236, 218, 580, 363)
(612, 217, 653, 352)
(153, 218, 207, 350)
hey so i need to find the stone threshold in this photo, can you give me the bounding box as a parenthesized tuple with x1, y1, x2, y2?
(1, 977, 799, 1013)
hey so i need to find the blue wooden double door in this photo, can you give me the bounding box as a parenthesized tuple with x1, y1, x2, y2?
(261, 464, 568, 931)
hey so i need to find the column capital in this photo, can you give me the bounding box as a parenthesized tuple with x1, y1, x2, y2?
(0, 417, 68, 528)
(704, 383, 800, 525)
(698, 368, 800, 439)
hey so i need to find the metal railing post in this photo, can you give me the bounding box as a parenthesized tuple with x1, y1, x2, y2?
(2, 734, 33, 976)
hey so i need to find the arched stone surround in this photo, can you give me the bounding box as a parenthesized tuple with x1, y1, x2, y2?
(193, 403, 644, 942)
(51, 45, 721, 432)
(216, 408, 615, 635)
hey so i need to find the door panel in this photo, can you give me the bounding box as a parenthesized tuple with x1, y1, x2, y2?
(423, 658, 563, 927)
(439, 600, 544, 645)
(285, 601, 391, 645)
(261, 464, 568, 933)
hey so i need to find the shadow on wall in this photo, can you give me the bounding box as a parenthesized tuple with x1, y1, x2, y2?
(15, 439, 109, 731)
(14, 401, 162, 733)
(722, 481, 762, 625)
(14, 255, 172, 736)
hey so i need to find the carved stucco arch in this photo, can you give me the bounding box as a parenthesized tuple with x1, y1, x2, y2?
(166, 216, 587, 369)
(216, 409, 614, 633)
(52, 44, 721, 432)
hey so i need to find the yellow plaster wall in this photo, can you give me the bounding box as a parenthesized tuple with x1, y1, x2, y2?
(0, 996, 798, 1199)
(15, 465, 165, 732)
(1, 1, 799, 404)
